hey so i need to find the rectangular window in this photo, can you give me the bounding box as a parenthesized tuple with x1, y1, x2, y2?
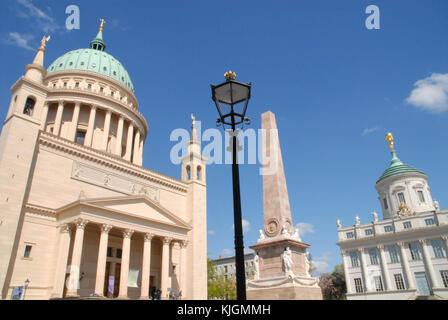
(100, 87, 104, 93)
(394, 274, 406, 290)
(63, 82, 67, 87)
(408, 242, 421, 260)
(403, 221, 412, 229)
(425, 218, 435, 226)
(374, 276, 384, 292)
(417, 190, 425, 203)
(87, 84, 92, 90)
(346, 232, 355, 239)
(431, 240, 445, 258)
(349, 251, 359, 267)
(75, 82, 79, 88)
(23, 245, 32, 258)
(441, 271, 448, 288)
(383, 198, 388, 209)
(369, 248, 379, 265)
(397, 192, 406, 204)
(384, 225, 394, 233)
(365, 229, 374, 236)
(75, 131, 86, 145)
(116, 248, 122, 259)
(354, 278, 363, 293)
(387, 245, 400, 263)
(107, 247, 113, 257)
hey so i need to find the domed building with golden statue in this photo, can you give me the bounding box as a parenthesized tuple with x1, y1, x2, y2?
(337, 134, 448, 300)
(0, 21, 207, 300)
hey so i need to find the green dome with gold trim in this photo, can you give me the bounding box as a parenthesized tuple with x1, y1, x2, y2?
(46, 27, 134, 92)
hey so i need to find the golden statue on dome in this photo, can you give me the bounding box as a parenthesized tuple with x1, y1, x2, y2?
(99, 18, 106, 31)
(386, 132, 394, 151)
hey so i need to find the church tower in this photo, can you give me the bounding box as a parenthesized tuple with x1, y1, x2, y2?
(375, 133, 436, 220)
(0, 36, 51, 298)
(180, 115, 208, 299)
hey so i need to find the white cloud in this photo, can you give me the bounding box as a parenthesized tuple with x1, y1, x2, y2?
(4, 32, 34, 51)
(406, 73, 448, 113)
(207, 230, 215, 235)
(16, 0, 58, 33)
(242, 219, 251, 233)
(222, 249, 233, 256)
(296, 222, 315, 237)
(311, 252, 333, 275)
(244, 248, 254, 255)
(362, 126, 380, 136)
(312, 261, 329, 274)
(232, 219, 251, 233)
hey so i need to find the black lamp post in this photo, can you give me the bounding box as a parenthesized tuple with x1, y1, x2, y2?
(23, 279, 30, 300)
(211, 71, 251, 300)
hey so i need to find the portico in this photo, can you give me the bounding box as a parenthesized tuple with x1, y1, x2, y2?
(50, 196, 191, 299)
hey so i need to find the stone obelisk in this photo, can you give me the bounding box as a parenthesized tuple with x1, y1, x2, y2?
(247, 111, 322, 300)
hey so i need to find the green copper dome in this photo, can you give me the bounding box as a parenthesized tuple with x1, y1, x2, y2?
(376, 150, 426, 183)
(47, 29, 134, 92)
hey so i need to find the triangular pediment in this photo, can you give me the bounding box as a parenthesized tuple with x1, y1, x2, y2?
(57, 195, 191, 230)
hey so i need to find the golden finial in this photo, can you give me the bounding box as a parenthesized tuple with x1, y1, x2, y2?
(99, 18, 106, 32)
(224, 70, 237, 80)
(385, 132, 394, 151)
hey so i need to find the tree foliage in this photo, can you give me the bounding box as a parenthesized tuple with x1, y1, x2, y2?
(319, 264, 347, 300)
(207, 259, 237, 300)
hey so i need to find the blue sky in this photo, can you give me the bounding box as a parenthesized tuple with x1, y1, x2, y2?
(1, 0, 448, 274)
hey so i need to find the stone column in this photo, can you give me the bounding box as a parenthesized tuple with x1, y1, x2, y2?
(125, 122, 134, 161)
(405, 181, 415, 209)
(378, 245, 392, 291)
(420, 239, 439, 288)
(51, 224, 72, 298)
(359, 248, 372, 292)
(94, 224, 112, 296)
(102, 110, 112, 151)
(397, 242, 416, 290)
(85, 105, 97, 147)
(340, 250, 353, 294)
(160, 237, 172, 300)
(66, 218, 88, 297)
(133, 130, 141, 165)
(138, 139, 144, 165)
(140, 233, 154, 299)
(443, 236, 448, 262)
(115, 116, 124, 156)
(70, 102, 81, 141)
(40, 101, 49, 131)
(118, 229, 134, 299)
(179, 240, 188, 298)
(53, 100, 64, 136)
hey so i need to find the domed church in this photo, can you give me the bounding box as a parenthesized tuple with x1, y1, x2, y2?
(0, 21, 207, 300)
(337, 134, 448, 300)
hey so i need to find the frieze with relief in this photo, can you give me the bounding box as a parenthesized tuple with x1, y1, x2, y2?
(71, 161, 159, 202)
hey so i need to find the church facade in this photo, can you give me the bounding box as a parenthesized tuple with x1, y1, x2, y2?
(337, 134, 448, 300)
(0, 24, 207, 300)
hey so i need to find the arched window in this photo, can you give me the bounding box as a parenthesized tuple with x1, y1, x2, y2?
(186, 165, 191, 180)
(23, 97, 35, 116)
(197, 166, 202, 181)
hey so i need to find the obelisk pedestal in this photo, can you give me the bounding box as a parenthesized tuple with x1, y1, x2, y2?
(247, 111, 322, 300)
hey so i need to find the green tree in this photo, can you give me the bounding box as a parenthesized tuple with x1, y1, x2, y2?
(207, 258, 237, 300)
(319, 264, 347, 300)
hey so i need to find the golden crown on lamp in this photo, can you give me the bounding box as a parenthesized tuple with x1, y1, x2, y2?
(224, 70, 237, 80)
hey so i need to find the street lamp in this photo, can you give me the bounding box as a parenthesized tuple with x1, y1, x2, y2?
(211, 71, 252, 300)
(23, 279, 30, 300)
